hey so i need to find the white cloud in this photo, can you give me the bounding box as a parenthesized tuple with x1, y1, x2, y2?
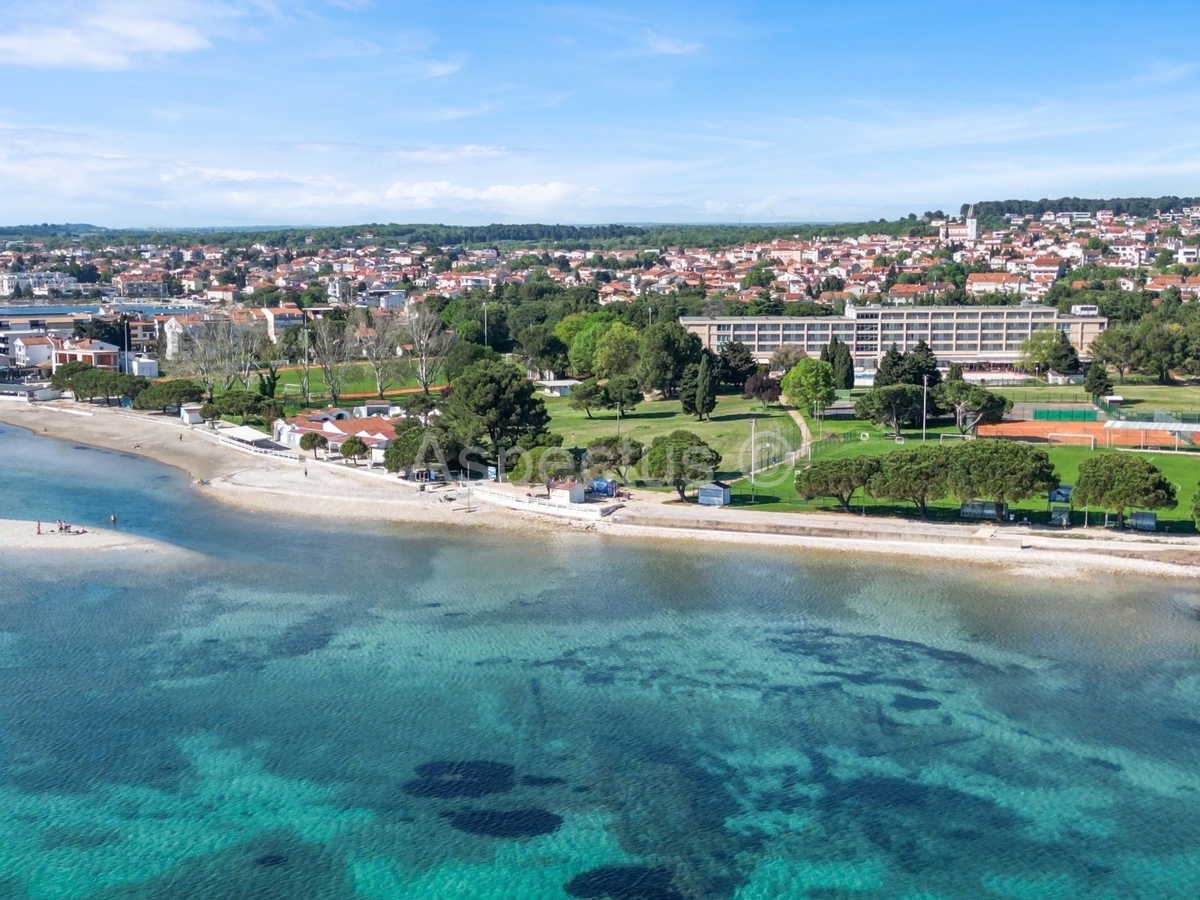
(416, 56, 463, 78)
(639, 29, 702, 56)
(392, 145, 507, 165)
(0, 0, 237, 70)
(382, 179, 580, 213)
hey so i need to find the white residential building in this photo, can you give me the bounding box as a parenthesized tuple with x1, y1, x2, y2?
(680, 303, 1107, 370)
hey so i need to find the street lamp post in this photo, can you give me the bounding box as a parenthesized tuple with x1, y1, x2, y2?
(750, 415, 757, 503)
(922, 373, 929, 442)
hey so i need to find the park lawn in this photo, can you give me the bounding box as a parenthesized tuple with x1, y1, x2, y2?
(1107, 380, 1200, 415)
(273, 365, 423, 399)
(544, 392, 804, 479)
(728, 440, 1200, 532)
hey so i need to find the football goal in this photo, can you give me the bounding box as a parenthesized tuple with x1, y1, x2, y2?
(1047, 433, 1096, 450)
(939, 433, 972, 443)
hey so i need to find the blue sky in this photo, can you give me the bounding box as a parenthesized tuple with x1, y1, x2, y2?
(1, 0, 1199, 227)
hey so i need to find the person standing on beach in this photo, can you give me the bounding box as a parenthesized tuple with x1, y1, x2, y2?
(36, 520, 41, 535)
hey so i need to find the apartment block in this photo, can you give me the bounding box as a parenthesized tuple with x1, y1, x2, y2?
(680, 303, 1107, 370)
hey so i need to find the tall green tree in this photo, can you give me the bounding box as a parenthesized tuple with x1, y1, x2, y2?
(1046, 330, 1081, 374)
(440, 359, 551, 455)
(340, 435, 369, 466)
(1132, 321, 1182, 384)
(718, 341, 758, 389)
(604, 375, 642, 417)
(1018, 330, 1058, 374)
(679, 352, 718, 420)
(300, 432, 328, 459)
(568, 378, 608, 419)
(795, 457, 881, 513)
(586, 435, 646, 482)
(781, 358, 837, 414)
(1083, 363, 1114, 398)
(518, 325, 569, 376)
(444, 341, 499, 382)
(1088, 325, 1137, 384)
(637, 322, 702, 398)
(898, 339, 942, 389)
(1073, 454, 1177, 528)
(874, 344, 904, 387)
(937, 381, 1012, 433)
(869, 446, 950, 517)
(132, 379, 205, 411)
(827, 337, 855, 390)
(945, 440, 1058, 509)
(694, 352, 718, 421)
(567, 319, 611, 375)
(646, 430, 722, 500)
(592, 322, 641, 379)
(854, 384, 924, 437)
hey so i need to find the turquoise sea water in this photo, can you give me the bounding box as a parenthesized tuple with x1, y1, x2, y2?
(2, 422, 1200, 899)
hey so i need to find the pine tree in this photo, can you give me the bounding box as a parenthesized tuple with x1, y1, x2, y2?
(678, 364, 699, 417)
(831, 338, 855, 390)
(1084, 364, 1113, 398)
(1047, 331, 1081, 375)
(947, 362, 964, 382)
(898, 339, 942, 389)
(874, 344, 903, 387)
(695, 352, 718, 421)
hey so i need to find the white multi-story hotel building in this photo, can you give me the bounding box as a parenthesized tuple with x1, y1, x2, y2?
(681, 302, 1107, 371)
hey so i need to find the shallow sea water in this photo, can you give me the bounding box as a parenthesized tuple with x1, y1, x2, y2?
(2, 422, 1200, 899)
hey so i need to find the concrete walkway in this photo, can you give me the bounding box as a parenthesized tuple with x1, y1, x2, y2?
(606, 500, 1200, 569)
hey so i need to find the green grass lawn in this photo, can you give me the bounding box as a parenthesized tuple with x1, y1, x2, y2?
(729, 440, 1200, 532)
(1107, 380, 1200, 415)
(545, 392, 804, 479)
(274, 365, 423, 399)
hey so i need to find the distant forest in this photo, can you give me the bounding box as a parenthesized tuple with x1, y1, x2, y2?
(965, 197, 1200, 219)
(10, 196, 1200, 251)
(0, 219, 935, 251)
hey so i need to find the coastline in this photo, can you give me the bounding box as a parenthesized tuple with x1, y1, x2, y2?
(2, 400, 1200, 579)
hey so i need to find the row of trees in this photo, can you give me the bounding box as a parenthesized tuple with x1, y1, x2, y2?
(1087, 319, 1200, 385)
(796, 441, 1179, 526)
(132, 379, 205, 411)
(382, 420, 722, 501)
(50, 363, 148, 405)
(796, 441, 1056, 515)
(198, 390, 283, 426)
(176, 305, 453, 406)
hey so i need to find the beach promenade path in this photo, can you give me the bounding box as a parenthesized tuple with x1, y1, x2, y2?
(607, 500, 1200, 572)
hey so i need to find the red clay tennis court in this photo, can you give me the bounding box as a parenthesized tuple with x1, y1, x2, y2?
(978, 420, 1189, 449)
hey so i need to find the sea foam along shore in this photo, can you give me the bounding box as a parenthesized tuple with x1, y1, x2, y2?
(2, 400, 1199, 579)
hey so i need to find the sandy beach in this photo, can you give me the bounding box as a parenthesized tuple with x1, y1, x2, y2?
(0, 517, 198, 559)
(3, 399, 1200, 578)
